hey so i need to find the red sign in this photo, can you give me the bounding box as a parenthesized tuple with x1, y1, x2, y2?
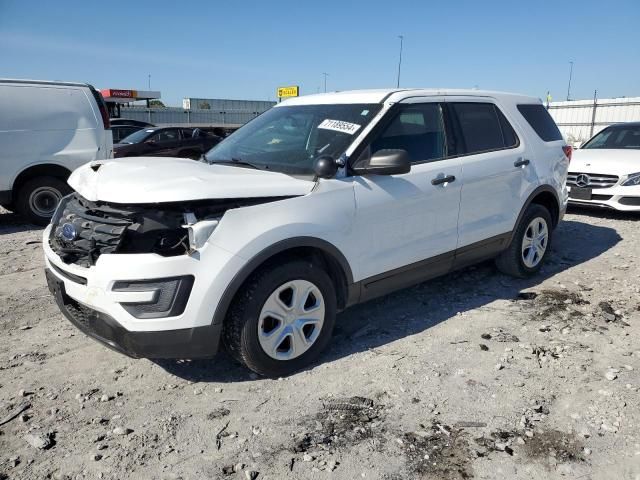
(100, 89, 138, 99)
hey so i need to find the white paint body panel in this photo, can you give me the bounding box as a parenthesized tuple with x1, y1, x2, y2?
(43, 88, 568, 334)
(0, 80, 112, 195)
(68, 157, 315, 203)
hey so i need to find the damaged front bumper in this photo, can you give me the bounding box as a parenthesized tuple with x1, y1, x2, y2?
(45, 268, 222, 358)
(43, 223, 247, 359)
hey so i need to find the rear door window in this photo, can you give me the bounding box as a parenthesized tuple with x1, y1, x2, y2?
(371, 103, 446, 163)
(517, 104, 563, 142)
(451, 103, 506, 154)
(152, 129, 179, 143)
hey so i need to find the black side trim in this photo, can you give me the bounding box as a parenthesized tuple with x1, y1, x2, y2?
(0, 190, 11, 205)
(46, 269, 219, 359)
(211, 237, 353, 325)
(359, 252, 454, 303)
(452, 233, 511, 270)
(355, 232, 511, 303)
(50, 262, 88, 285)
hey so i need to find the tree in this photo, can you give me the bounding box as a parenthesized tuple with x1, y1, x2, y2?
(149, 100, 165, 108)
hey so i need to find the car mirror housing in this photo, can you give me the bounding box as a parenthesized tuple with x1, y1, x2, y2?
(353, 149, 411, 176)
(313, 155, 339, 179)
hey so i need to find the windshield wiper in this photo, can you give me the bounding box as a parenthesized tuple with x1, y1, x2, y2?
(208, 157, 262, 170)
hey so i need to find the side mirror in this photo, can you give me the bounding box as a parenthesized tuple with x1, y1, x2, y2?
(313, 155, 338, 179)
(355, 149, 410, 176)
(145, 139, 157, 146)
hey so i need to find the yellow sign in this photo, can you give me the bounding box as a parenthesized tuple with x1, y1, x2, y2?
(277, 86, 299, 98)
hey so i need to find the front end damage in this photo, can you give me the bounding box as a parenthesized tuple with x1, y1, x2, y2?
(48, 193, 290, 267)
(43, 192, 294, 359)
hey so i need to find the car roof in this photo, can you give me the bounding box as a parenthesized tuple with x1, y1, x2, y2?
(605, 121, 640, 128)
(278, 88, 540, 106)
(0, 78, 90, 88)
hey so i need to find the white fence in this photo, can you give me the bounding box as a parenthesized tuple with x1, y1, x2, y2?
(547, 96, 640, 144)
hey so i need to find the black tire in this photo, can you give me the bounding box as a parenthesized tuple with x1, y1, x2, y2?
(495, 203, 553, 278)
(223, 260, 337, 377)
(15, 176, 71, 226)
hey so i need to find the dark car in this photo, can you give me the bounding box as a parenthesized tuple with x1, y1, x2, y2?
(114, 126, 222, 159)
(110, 119, 155, 144)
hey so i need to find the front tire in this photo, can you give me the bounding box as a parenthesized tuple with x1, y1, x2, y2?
(495, 204, 553, 278)
(223, 260, 337, 377)
(15, 176, 71, 226)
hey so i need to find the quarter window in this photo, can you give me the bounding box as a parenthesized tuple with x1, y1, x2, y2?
(371, 103, 446, 163)
(517, 104, 563, 142)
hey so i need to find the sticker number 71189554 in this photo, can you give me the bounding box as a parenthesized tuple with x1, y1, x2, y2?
(317, 119, 361, 135)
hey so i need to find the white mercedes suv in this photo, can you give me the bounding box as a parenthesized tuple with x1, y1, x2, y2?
(568, 122, 640, 211)
(43, 89, 570, 376)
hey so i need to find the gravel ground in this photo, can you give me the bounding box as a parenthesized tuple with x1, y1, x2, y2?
(0, 206, 639, 480)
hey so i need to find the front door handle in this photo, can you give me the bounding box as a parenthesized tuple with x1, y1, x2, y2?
(431, 175, 456, 186)
(514, 158, 530, 168)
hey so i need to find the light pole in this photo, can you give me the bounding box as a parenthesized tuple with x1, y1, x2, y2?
(396, 35, 404, 88)
(566, 61, 574, 101)
(322, 72, 329, 93)
(148, 74, 151, 90)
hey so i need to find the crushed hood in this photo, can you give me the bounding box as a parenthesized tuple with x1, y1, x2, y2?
(68, 157, 315, 204)
(571, 149, 640, 176)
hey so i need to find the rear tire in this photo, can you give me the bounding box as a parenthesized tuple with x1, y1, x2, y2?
(15, 176, 71, 226)
(495, 204, 553, 278)
(223, 260, 337, 377)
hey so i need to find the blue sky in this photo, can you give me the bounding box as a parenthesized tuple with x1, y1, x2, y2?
(1, 0, 638, 106)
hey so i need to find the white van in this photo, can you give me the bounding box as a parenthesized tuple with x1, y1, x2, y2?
(0, 79, 113, 224)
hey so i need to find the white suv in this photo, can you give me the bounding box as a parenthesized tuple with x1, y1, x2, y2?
(43, 89, 570, 376)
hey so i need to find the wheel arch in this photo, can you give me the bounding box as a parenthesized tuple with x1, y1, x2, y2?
(511, 185, 560, 244)
(11, 164, 72, 201)
(212, 237, 354, 326)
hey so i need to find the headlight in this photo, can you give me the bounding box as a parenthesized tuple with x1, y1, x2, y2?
(182, 212, 221, 252)
(622, 173, 640, 187)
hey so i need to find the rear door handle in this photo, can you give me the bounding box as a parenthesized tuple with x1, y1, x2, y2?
(514, 158, 530, 168)
(431, 175, 456, 186)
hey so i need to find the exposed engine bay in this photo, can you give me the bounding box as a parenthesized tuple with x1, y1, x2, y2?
(49, 193, 290, 267)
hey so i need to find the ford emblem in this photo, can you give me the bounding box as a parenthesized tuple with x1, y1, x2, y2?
(60, 223, 78, 241)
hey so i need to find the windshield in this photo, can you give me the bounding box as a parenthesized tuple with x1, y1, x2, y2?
(582, 125, 640, 150)
(119, 128, 155, 144)
(204, 103, 382, 175)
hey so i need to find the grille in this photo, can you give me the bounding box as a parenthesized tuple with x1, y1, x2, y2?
(49, 195, 132, 267)
(567, 172, 619, 189)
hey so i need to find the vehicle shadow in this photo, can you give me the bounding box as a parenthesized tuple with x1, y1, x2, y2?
(567, 205, 639, 221)
(154, 218, 621, 383)
(0, 209, 41, 235)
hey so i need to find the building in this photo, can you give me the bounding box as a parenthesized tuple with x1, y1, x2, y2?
(548, 96, 640, 144)
(182, 97, 275, 113)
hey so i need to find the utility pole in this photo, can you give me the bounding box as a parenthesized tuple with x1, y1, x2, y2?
(566, 61, 574, 101)
(322, 72, 329, 93)
(396, 35, 404, 88)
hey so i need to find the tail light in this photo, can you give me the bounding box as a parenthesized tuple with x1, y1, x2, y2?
(88, 85, 111, 130)
(562, 145, 572, 163)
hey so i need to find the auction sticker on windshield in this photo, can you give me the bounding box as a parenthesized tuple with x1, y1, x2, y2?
(318, 119, 361, 135)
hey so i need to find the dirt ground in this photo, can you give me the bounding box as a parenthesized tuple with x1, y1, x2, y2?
(1, 206, 639, 480)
